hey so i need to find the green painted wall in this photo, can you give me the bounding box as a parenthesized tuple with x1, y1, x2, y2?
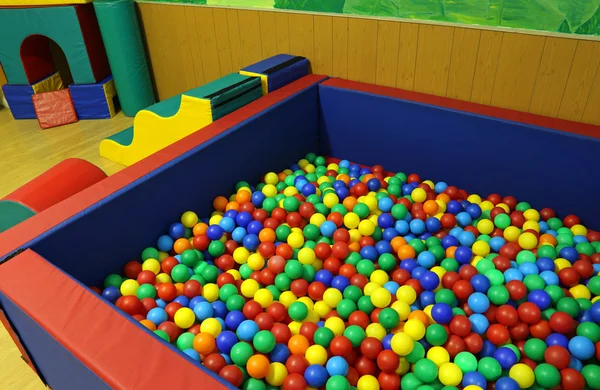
(141, 0, 600, 36)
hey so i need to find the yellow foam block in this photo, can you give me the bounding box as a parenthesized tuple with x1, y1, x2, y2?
(0, 0, 92, 5)
(102, 78, 117, 118)
(32, 72, 63, 94)
(99, 95, 212, 167)
(239, 71, 268, 96)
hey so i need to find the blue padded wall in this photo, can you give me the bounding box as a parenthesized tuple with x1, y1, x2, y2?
(318, 85, 600, 230)
(19, 84, 320, 287)
(0, 294, 110, 390)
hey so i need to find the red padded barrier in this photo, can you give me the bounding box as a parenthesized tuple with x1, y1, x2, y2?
(321, 78, 600, 139)
(0, 249, 229, 389)
(2, 158, 107, 212)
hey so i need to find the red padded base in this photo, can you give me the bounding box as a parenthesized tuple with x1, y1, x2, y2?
(32, 89, 78, 130)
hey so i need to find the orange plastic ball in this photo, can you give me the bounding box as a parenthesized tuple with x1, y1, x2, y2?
(398, 244, 416, 260)
(236, 190, 251, 204)
(247, 355, 271, 378)
(343, 197, 358, 211)
(390, 237, 407, 252)
(407, 310, 430, 326)
(193, 332, 216, 355)
(193, 223, 208, 236)
(423, 200, 439, 215)
(174, 238, 192, 254)
(140, 319, 156, 331)
(213, 196, 228, 211)
(225, 201, 240, 211)
(288, 334, 310, 355)
(259, 228, 276, 243)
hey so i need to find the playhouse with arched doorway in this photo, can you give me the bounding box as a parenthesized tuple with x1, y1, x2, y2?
(0, 1, 117, 125)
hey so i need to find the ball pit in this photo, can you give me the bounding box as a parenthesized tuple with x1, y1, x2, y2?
(95, 153, 600, 390)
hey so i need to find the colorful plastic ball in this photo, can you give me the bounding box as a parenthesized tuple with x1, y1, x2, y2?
(431, 303, 453, 324)
(439, 362, 462, 386)
(174, 307, 195, 329)
(462, 372, 486, 388)
(494, 347, 518, 370)
(477, 356, 502, 381)
(414, 358, 438, 382)
(247, 354, 271, 379)
(326, 356, 349, 376)
(426, 324, 448, 346)
(508, 363, 535, 388)
(356, 374, 380, 390)
(391, 332, 414, 356)
(534, 363, 561, 388)
(569, 335, 595, 360)
(467, 293, 490, 314)
(495, 377, 520, 390)
(305, 364, 329, 388)
(404, 318, 426, 340)
(326, 375, 350, 390)
(253, 330, 276, 353)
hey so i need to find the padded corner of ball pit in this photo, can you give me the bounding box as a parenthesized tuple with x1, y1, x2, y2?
(240, 54, 310, 95)
(33, 89, 79, 129)
(99, 72, 263, 167)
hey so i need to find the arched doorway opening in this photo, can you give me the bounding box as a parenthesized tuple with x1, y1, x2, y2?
(20, 35, 72, 86)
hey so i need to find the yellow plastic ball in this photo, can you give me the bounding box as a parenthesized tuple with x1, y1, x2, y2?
(180, 211, 199, 228)
(314, 301, 331, 318)
(496, 203, 510, 213)
(254, 288, 273, 308)
(323, 288, 343, 308)
(287, 232, 305, 249)
(411, 188, 427, 203)
(423, 305, 435, 323)
(305, 310, 320, 323)
(327, 163, 339, 171)
(518, 232, 538, 250)
(523, 209, 540, 222)
(427, 346, 450, 367)
(509, 363, 535, 389)
(120, 279, 139, 296)
(422, 180, 434, 189)
(553, 258, 570, 271)
(262, 184, 277, 197)
(202, 283, 219, 302)
(305, 345, 328, 365)
(480, 200, 494, 211)
(477, 219, 494, 235)
(371, 288, 392, 308)
(570, 284, 591, 300)
(343, 212, 360, 229)
(365, 323, 386, 341)
(298, 248, 316, 265)
(364, 282, 380, 296)
(304, 164, 315, 173)
(288, 321, 302, 335)
(504, 226, 521, 242)
(396, 285, 417, 304)
(233, 247, 250, 264)
(241, 279, 260, 298)
(357, 375, 380, 390)
(397, 357, 410, 375)
(142, 258, 161, 275)
(370, 270, 389, 286)
(349, 229, 362, 242)
(174, 307, 195, 329)
(467, 194, 482, 204)
(313, 259, 323, 271)
(310, 213, 326, 227)
(266, 362, 287, 387)
(391, 301, 411, 321)
(463, 386, 484, 390)
(298, 159, 310, 169)
(391, 332, 414, 356)
(523, 220, 540, 233)
(358, 220, 376, 236)
(297, 297, 315, 311)
(323, 193, 339, 208)
(209, 215, 222, 227)
(158, 251, 169, 262)
(264, 172, 279, 185)
(472, 241, 490, 257)
(430, 266, 446, 280)
(156, 273, 172, 284)
(571, 224, 588, 236)
(279, 291, 297, 308)
(404, 318, 426, 340)
(325, 317, 345, 336)
(200, 318, 222, 337)
(227, 269, 241, 280)
(247, 253, 265, 271)
(439, 362, 463, 386)
(283, 186, 298, 197)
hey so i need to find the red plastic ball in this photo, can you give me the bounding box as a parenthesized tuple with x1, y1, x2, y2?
(442, 272, 461, 289)
(242, 300, 263, 320)
(290, 279, 309, 297)
(285, 355, 309, 375)
(377, 350, 400, 373)
(272, 323, 292, 344)
(183, 280, 202, 298)
(355, 356, 377, 376)
(216, 272, 235, 288)
(540, 208, 555, 221)
(492, 256, 511, 272)
(444, 334, 467, 358)
(440, 214, 457, 229)
(157, 282, 178, 302)
(332, 242, 350, 260)
(140, 297, 157, 314)
(224, 240, 238, 255)
(449, 315, 472, 337)
(463, 332, 483, 354)
(529, 319, 552, 340)
(573, 259, 594, 279)
(561, 368, 585, 390)
(563, 215, 581, 228)
(518, 302, 541, 324)
(124, 261, 142, 279)
(276, 243, 293, 260)
(165, 302, 182, 321)
(267, 303, 287, 323)
(253, 209, 268, 223)
(259, 268, 276, 286)
(487, 324, 510, 345)
(204, 353, 226, 373)
(392, 269, 411, 285)
(116, 296, 144, 316)
(558, 268, 580, 287)
(300, 322, 319, 344)
(219, 365, 243, 387)
(268, 256, 286, 274)
(509, 321, 530, 341)
(350, 274, 369, 290)
(258, 242, 276, 258)
(458, 265, 478, 281)
(137, 270, 156, 285)
(348, 311, 370, 329)
(314, 243, 332, 260)
(545, 346, 570, 370)
(507, 280, 527, 301)
(378, 372, 401, 390)
(283, 373, 307, 390)
(452, 280, 474, 302)
(496, 305, 519, 327)
(360, 337, 383, 360)
(325, 257, 343, 274)
(255, 313, 275, 331)
(192, 235, 210, 251)
(308, 281, 327, 301)
(299, 202, 315, 219)
(330, 335, 353, 356)
(157, 321, 181, 342)
(549, 312, 576, 334)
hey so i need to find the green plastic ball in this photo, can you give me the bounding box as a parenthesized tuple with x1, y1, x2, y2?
(201, 265, 219, 283)
(405, 340, 425, 363)
(557, 297, 581, 317)
(141, 247, 159, 261)
(414, 358, 438, 383)
(401, 373, 424, 390)
(226, 294, 245, 311)
(378, 253, 396, 271)
(180, 249, 199, 267)
(284, 260, 303, 279)
(253, 330, 276, 353)
(357, 295, 375, 314)
(288, 301, 309, 321)
(326, 375, 350, 390)
(137, 283, 157, 299)
(207, 240, 225, 257)
(524, 338, 546, 361)
(356, 259, 375, 277)
(545, 285, 564, 305)
(478, 356, 502, 381)
(577, 322, 600, 343)
(314, 327, 335, 348)
(582, 364, 600, 390)
(176, 332, 195, 351)
(487, 285, 509, 305)
(104, 274, 123, 288)
(171, 263, 191, 283)
(435, 289, 457, 306)
(343, 325, 365, 347)
(243, 378, 266, 390)
(534, 363, 561, 388)
(440, 258, 459, 272)
(523, 274, 545, 291)
(379, 308, 400, 329)
(231, 342, 254, 365)
(154, 329, 170, 342)
(494, 214, 511, 229)
(343, 285, 363, 302)
(426, 324, 448, 346)
(337, 299, 357, 319)
(219, 284, 238, 301)
(391, 204, 408, 220)
(274, 274, 291, 291)
(454, 351, 477, 373)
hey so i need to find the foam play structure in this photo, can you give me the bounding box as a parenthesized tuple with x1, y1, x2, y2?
(0, 71, 599, 389)
(0, 0, 154, 126)
(0, 158, 107, 232)
(100, 54, 309, 167)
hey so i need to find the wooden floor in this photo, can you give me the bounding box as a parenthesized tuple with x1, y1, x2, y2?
(0, 107, 133, 389)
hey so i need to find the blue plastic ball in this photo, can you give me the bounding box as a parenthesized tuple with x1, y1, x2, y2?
(378, 197, 394, 212)
(431, 303, 453, 324)
(377, 213, 394, 229)
(456, 212, 472, 227)
(102, 286, 121, 303)
(305, 364, 329, 387)
(419, 291, 436, 308)
(568, 336, 595, 360)
(489, 237, 506, 252)
(147, 307, 168, 326)
(235, 211, 252, 227)
(434, 181, 448, 193)
(454, 246, 473, 264)
(493, 347, 518, 370)
(315, 270, 334, 286)
(193, 301, 214, 321)
(447, 200, 463, 214)
(189, 296, 205, 310)
(270, 343, 291, 363)
(206, 225, 224, 240)
(232, 227, 247, 243)
(326, 356, 349, 376)
(331, 276, 350, 292)
(367, 178, 381, 191)
(546, 333, 569, 348)
(302, 183, 317, 196)
(169, 222, 186, 239)
(359, 246, 378, 261)
(540, 270, 559, 285)
(251, 191, 266, 207)
(458, 231, 476, 246)
(425, 217, 442, 233)
(225, 310, 245, 331)
(495, 377, 520, 390)
(441, 235, 459, 249)
(400, 259, 418, 273)
(212, 301, 228, 318)
(157, 235, 174, 252)
(174, 295, 190, 307)
(519, 262, 539, 276)
(462, 371, 487, 388)
(470, 274, 491, 293)
(183, 349, 200, 361)
(420, 271, 440, 291)
(320, 221, 337, 237)
(504, 268, 523, 283)
(559, 247, 578, 262)
(528, 289, 552, 310)
(216, 331, 238, 354)
(236, 320, 259, 342)
(247, 220, 263, 235)
(409, 219, 426, 235)
(375, 240, 392, 255)
(219, 217, 236, 233)
(479, 340, 497, 357)
(469, 313, 489, 334)
(417, 251, 436, 269)
(468, 292, 490, 314)
(590, 301, 600, 323)
(224, 209, 238, 219)
(243, 234, 260, 251)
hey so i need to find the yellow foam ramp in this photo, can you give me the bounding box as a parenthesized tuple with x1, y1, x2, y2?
(100, 73, 262, 166)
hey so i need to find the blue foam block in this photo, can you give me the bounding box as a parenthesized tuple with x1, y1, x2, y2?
(0, 294, 110, 390)
(242, 54, 310, 93)
(2, 84, 36, 119)
(318, 84, 600, 230)
(69, 76, 114, 119)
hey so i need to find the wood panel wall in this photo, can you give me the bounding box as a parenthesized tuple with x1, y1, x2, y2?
(137, 3, 600, 125)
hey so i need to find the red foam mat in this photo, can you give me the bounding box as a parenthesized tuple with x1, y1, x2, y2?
(321, 78, 600, 139)
(0, 74, 328, 259)
(0, 249, 229, 389)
